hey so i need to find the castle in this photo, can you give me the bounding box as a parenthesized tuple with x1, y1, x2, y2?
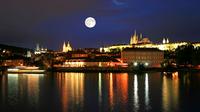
(101, 30, 200, 52)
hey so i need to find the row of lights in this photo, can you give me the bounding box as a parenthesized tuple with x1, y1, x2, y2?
(134, 62, 149, 67)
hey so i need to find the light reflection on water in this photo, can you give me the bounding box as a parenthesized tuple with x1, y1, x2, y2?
(162, 72, 180, 112)
(6, 74, 44, 111)
(98, 73, 102, 111)
(134, 74, 139, 111)
(56, 73, 84, 112)
(0, 72, 200, 112)
(145, 73, 150, 110)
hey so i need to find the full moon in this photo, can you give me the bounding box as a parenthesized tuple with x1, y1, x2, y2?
(85, 17, 96, 28)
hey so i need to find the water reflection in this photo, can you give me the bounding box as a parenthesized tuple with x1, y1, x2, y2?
(162, 72, 179, 112)
(145, 73, 150, 110)
(134, 75, 139, 111)
(6, 74, 44, 111)
(109, 73, 114, 109)
(98, 73, 102, 110)
(106, 73, 128, 111)
(98, 73, 102, 104)
(116, 73, 128, 103)
(26, 74, 42, 109)
(7, 74, 19, 107)
(56, 73, 84, 112)
(1, 72, 200, 112)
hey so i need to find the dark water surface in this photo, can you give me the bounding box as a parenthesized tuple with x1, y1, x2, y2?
(1, 72, 200, 112)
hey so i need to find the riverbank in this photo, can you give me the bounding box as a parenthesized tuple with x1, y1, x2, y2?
(1, 66, 200, 74)
(49, 67, 200, 73)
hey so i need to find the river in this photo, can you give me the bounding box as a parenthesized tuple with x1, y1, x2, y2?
(0, 72, 200, 112)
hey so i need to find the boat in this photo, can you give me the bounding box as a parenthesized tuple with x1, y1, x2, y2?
(7, 66, 45, 73)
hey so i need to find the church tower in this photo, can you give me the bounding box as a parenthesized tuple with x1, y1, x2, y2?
(63, 41, 72, 52)
(166, 38, 169, 43)
(63, 41, 66, 52)
(162, 38, 166, 44)
(130, 30, 138, 44)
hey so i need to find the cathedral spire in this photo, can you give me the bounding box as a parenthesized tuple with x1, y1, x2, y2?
(134, 30, 137, 37)
(63, 41, 66, 52)
(162, 38, 166, 44)
(166, 38, 169, 43)
(140, 33, 143, 40)
(130, 36, 133, 45)
(67, 41, 70, 47)
(63, 41, 72, 52)
(130, 30, 139, 45)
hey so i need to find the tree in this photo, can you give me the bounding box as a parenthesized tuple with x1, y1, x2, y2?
(175, 44, 195, 65)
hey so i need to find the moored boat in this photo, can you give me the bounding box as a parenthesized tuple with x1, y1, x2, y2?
(7, 66, 45, 73)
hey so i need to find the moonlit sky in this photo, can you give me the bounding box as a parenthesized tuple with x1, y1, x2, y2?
(0, 0, 200, 50)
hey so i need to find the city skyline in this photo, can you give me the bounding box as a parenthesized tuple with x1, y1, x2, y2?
(0, 0, 200, 50)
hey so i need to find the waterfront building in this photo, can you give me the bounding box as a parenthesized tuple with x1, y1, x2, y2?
(121, 48, 164, 68)
(70, 51, 89, 58)
(55, 56, 127, 68)
(1, 59, 24, 66)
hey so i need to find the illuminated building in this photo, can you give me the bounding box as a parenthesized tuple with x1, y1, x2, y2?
(162, 38, 169, 44)
(1, 59, 24, 66)
(63, 41, 72, 52)
(26, 51, 32, 58)
(121, 48, 164, 67)
(100, 44, 132, 52)
(60, 56, 128, 67)
(130, 30, 139, 44)
(134, 42, 188, 51)
(34, 43, 47, 54)
(70, 51, 88, 58)
(130, 30, 151, 45)
(193, 42, 200, 48)
(101, 32, 200, 52)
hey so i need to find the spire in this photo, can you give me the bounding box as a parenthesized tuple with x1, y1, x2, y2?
(130, 36, 133, 45)
(63, 41, 66, 52)
(166, 38, 169, 43)
(130, 30, 139, 44)
(133, 30, 138, 44)
(67, 41, 70, 47)
(163, 38, 166, 44)
(63, 41, 72, 52)
(36, 43, 40, 51)
(134, 30, 137, 37)
(140, 33, 143, 40)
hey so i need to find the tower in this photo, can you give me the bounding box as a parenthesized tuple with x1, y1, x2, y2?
(130, 30, 138, 44)
(140, 33, 143, 40)
(166, 38, 169, 43)
(162, 38, 166, 44)
(63, 41, 72, 52)
(63, 41, 66, 52)
(36, 43, 40, 51)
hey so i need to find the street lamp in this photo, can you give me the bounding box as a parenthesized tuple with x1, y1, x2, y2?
(134, 62, 138, 66)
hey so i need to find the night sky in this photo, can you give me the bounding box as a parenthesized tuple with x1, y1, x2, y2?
(0, 0, 200, 50)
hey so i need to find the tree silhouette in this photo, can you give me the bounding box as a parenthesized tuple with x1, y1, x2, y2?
(175, 44, 200, 66)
